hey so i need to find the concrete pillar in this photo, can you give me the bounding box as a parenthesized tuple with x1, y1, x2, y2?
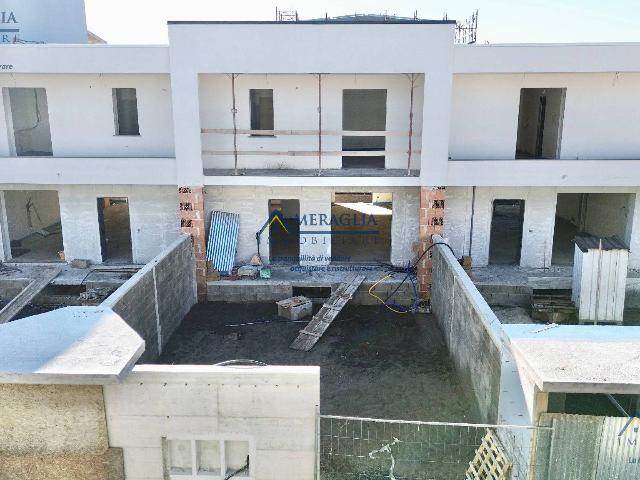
(520, 188, 557, 268)
(0, 191, 11, 262)
(179, 187, 207, 302)
(417, 186, 446, 299)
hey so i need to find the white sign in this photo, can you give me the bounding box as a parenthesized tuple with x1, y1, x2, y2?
(0, 0, 88, 44)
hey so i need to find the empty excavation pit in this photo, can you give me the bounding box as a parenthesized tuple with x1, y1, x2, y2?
(156, 302, 480, 422)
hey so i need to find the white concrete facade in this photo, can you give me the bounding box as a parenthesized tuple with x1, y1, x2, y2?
(0, 23, 639, 272)
(103, 365, 319, 480)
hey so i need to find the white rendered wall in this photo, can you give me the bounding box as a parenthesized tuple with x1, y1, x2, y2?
(204, 186, 418, 266)
(199, 74, 423, 170)
(450, 73, 640, 160)
(103, 365, 319, 480)
(0, 74, 174, 158)
(445, 186, 640, 270)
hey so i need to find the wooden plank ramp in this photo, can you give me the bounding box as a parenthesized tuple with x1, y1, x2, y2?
(0, 267, 61, 324)
(290, 274, 365, 351)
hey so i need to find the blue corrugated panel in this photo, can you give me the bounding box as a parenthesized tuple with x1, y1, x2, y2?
(206, 211, 240, 275)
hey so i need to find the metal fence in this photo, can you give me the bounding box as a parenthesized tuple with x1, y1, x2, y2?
(319, 415, 543, 480)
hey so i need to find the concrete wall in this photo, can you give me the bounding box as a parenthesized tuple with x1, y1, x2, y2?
(0, 74, 174, 158)
(582, 193, 636, 246)
(199, 74, 424, 170)
(204, 185, 418, 267)
(430, 238, 502, 423)
(3, 189, 60, 240)
(0, 383, 124, 480)
(103, 235, 196, 362)
(450, 73, 640, 160)
(430, 236, 535, 476)
(445, 186, 640, 269)
(103, 365, 319, 480)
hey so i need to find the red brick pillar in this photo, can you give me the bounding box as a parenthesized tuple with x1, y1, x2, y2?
(417, 186, 445, 300)
(179, 186, 207, 303)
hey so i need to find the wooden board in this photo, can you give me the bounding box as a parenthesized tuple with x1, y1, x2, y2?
(0, 267, 61, 324)
(289, 274, 365, 351)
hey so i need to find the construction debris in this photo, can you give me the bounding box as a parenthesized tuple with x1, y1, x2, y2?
(237, 265, 260, 279)
(70, 258, 91, 269)
(290, 274, 365, 351)
(277, 296, 312, 321)
(79, 286, 113, 301)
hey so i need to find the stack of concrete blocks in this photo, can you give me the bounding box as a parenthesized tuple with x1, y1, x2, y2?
(0, 384, 124, 480)
(277, 296, 313, 320)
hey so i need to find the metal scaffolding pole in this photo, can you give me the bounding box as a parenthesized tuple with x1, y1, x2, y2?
(317, 73, 323, 175)
(231, 73, 239, 175)
(407, 73, 416, 176)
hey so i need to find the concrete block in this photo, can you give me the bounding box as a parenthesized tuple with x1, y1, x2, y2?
(277, 297, 312, 321)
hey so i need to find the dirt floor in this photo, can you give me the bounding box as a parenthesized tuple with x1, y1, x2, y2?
(156, 302, 480, 423)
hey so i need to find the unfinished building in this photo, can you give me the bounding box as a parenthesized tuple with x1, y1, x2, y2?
(1, 2, 640, 479)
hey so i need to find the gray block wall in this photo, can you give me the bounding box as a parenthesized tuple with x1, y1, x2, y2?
(430, 239, 502, 423)
(102, 235, 197, 362)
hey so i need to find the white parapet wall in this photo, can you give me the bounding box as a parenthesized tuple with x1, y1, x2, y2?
(103, 365, 320, 480)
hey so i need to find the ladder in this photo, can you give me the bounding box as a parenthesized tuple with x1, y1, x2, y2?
(290, 274, 365, 351)
(0, 267, 61, 324)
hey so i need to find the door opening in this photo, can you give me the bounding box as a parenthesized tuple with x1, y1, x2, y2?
(552, 193, 635, 265)
(516, 88, 565, 159)
(489, 199, 525, 265)
(268, 199, 300, 263)
(97, 197, 132, 264)
(331, 192, 392, 263)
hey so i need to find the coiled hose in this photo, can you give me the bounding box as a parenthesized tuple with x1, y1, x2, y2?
(368, 241, 456, 314)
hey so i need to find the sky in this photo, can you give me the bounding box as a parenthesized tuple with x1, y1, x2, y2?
(84, 0, 640, 45)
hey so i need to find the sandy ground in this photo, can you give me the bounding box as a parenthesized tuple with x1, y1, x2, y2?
(156, 302, 480, 423)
